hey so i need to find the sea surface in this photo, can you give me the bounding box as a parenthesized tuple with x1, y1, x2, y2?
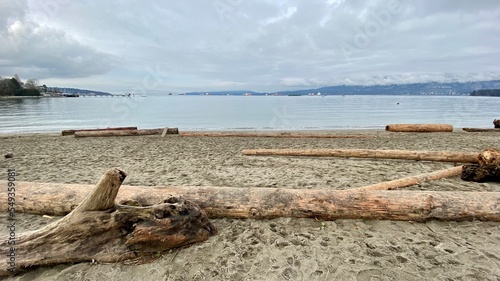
(0, 95, 499, 133)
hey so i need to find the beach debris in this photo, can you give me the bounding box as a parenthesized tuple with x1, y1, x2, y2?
(0, 168, 215, 277)
(462, 128, 500, 132)
(494, 119, 500, 128)
(461, 148, 500, 182)
(3, 178, 500, 223)
(4, 152, 13, 158)
(162, 127, 179, 137)
(385, 124, 453, 132)
(61, 126, 138, 136)
(350, 166, 463, 191)
(179, 132, 371, 138)
(73, 128, 179, 138)
(241, 148, 479, 163)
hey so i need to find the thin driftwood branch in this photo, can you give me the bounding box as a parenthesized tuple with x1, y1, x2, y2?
(351, 166, 463, 191)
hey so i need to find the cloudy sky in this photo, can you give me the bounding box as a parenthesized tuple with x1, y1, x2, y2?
(1, 0, 499, 94)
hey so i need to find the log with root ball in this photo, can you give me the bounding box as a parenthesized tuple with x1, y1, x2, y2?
(0, 168, 216, 277)
(2, 180, 500, 224)
(385, 124, 454, 132)
(241, 148, 479, 163)
(461, 148, 500, 182)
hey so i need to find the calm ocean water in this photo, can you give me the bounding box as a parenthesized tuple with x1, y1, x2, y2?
(0, 95, 499, 133)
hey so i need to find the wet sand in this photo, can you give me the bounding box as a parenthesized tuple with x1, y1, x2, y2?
(1, 130, 500, 280)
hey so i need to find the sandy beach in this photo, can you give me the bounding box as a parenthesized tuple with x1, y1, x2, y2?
(1, 130, 500, 280)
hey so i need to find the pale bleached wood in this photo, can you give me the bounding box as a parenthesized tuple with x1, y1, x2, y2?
(1, 181, 499, 223)
(0, 169, 215, 277)
(386, 124, 453, 132)
(241, 148, 479, 163)
(351, 166, 463, 191)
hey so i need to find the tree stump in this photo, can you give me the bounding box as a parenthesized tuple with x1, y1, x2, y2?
(0, 168, 216, 276)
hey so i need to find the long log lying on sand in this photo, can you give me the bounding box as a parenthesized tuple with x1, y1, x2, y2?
(61, 126, 138, 136)
(351, 166, 463, 191)
(386, 124, 453, 132)
(180, 132, 372, 139)
(0, 169, 215, 277)
(462, 128, 500, 132)
(73, 128, 178, 138)
(241, 149, 479, 163)
(2, 180, 500, 223)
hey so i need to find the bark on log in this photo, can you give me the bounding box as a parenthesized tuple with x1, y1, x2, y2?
(74, 129, 166, 138)
(462, 128, 500, 132)
(2, 181, 500, 223)
(351, 166, 463, 191)
(0, 169, 215, 277)
(385, 124, 453, 132)
(494, 119, 500, 128)
(241, 148, 479, 163)
(179, 132, 371, 139)
(61, 127, 138, 136)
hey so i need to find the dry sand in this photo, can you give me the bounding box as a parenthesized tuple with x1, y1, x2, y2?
(1, 130, 500, 280)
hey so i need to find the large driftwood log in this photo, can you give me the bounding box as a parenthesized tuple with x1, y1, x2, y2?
(73, 128, 178, 138)
(2, 181, 500, 223)
(385, 124, 453, 132)
(351, 166, 463, 191)
(61, 126, 138, 136)
(241, 148, 479, 163)
(0, 169, 215, 276)
(461, 148, 500, 182)
(180, 132, 372, 139)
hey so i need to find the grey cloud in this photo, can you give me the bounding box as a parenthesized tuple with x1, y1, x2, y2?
(1, 0, 499, 93)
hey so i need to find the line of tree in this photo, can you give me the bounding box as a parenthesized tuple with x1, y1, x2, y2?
(470, 89, 500, 97)
(0, 74, 43, 96)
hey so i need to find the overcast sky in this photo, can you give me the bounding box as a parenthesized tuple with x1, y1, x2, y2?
(1, 0, 499, 94)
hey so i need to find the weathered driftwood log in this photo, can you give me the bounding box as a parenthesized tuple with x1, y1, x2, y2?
(2, 181, 500, 223)
(461, 148, 500, 182)
(241, 149, 479, 163)
(351, 166, 463, 191)
(385, 124, 453, 132)
(61, 126, 138, 136)
(462, 128, 500, 132)
(73, 128, 168, 138)
(0, 169, 215, 277)
(494, 119, 500, 128)
(179, 132, 371, 139)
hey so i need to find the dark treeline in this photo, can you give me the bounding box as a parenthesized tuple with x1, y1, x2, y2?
(0, 75, 43, 96)
(470, 89, 500, 97)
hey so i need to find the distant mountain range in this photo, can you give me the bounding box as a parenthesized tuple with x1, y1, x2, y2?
(185, 80, 500, 96)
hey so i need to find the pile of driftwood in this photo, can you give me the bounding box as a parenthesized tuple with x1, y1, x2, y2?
(62, 126, 179, 137)
(463, 119, 500, 132)
(1, 148, 499, 276)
